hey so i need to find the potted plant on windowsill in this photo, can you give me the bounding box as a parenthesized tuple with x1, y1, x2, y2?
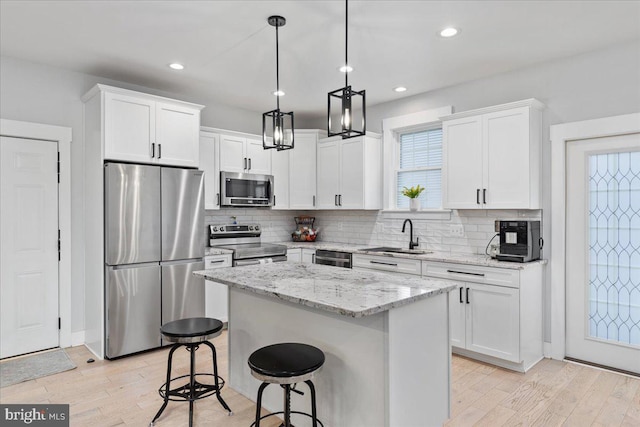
(402, 185, 424, 211)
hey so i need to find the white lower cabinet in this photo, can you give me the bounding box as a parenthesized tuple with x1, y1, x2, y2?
(423, 261, 543, 372)
(287, 248, 316, 263)
(204, 254, 232, 323)
(352, 253, 421, 275)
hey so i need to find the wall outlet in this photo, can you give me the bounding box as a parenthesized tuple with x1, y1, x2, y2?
(449, 224, 464, 237)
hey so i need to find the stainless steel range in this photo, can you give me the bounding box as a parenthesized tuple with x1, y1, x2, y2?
(208, 223, 287, 266)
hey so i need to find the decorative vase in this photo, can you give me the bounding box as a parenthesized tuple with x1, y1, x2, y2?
(409, 198, 420, 211)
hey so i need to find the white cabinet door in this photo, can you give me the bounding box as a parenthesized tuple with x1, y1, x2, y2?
(339, 137, 365, 209)
(316, 139, 340, 208)
(443, 116, 483, 209)
(104, 92, 155, 163)
(219, 135, 246, 173)
(245, 137, 271, 175)
(287, 249, 301, 263)
(289, 132, 317, 209)
(271, 148, 290, 209)
(483, 107, 530, 208)
(156, 102, 200, 168)
(302, 249, 316, 264)
(199, 132, 219, 210)
(466, 283, 520, 362)
(449, 284, 466, 348)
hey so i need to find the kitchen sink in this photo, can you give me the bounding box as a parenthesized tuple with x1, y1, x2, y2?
(361, 247, 432, 255)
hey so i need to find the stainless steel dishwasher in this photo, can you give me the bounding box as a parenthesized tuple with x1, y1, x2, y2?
(314, 249, 352, 268)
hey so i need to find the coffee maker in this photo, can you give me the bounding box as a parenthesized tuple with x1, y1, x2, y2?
(496, 220, 542, 262)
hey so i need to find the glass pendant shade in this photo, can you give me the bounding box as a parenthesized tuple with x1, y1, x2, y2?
(262, 15, 294, 151)
(263, 109, 294, 150)
(327, 0, 366, 139)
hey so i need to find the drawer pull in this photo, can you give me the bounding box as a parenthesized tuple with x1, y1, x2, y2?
(466, 287, 470, 304)
(459, 287, 463, 304)
(446, 269, 485, 277)
(370, 260, 398, 267)
(207, 259, 226, 265)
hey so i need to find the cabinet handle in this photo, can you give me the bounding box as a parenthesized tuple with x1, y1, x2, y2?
(312, 195, 316, 206)
(459, 287, 463, 303)
(273, 195, 276, 206)
(216, 193, 220, 206)
(151, 143, 155, 158)
(248, 158, 252, 170)
(483, 188, 487, 204)
(335, 194, 338, 206)
(339, 194, 342, 206)
(446, 269, 485, 277)
(370, 260, 398, 267)
(243, 157, 247, 170)
(466, 287, 470, 304)
(476, 189, 480, 204)
(158, 144, 162, 159)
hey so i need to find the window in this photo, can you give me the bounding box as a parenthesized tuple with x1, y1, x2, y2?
(396, 128, 442, 209)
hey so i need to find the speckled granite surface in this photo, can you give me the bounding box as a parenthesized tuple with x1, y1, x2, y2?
(281, 241, 546, 270)
(204, 247, 234, 256)
(194, 263, 457, 318)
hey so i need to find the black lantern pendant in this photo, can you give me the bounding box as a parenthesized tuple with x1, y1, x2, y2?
(328, 0, 366, 139)
(263, 15, 294, 151)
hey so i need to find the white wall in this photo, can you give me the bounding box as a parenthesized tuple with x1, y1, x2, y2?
(0, 55, 262, 334)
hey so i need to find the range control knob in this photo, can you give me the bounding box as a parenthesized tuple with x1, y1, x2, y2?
(219, 226, 225, 232)
(212, 226, 218, 232)
(255, 225, 260, 231)
(248, 225, 254, 231)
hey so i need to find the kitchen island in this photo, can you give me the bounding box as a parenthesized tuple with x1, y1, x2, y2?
(194, 263, 457, 427)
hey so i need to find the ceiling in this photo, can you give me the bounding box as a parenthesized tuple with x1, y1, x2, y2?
(1, 1, 639, 117)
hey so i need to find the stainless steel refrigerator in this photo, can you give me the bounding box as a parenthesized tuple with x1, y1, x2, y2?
(104, 163, 205, 359)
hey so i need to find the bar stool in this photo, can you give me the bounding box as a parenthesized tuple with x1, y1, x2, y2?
(248, 343, 325, 427)
(150, 317, 232, 427)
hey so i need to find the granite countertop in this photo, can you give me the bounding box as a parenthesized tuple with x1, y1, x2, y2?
(194, 263, 458, 318)
(204, 247, 234, 256)
(281, 241, 546, 270)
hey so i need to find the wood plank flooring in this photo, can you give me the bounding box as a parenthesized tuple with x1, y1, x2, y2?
(1, 332, 638, 426)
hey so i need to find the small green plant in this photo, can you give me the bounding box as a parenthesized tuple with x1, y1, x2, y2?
(401, 185, 425, 199)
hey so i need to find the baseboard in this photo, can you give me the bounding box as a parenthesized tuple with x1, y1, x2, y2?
(70, 330, 85, 347)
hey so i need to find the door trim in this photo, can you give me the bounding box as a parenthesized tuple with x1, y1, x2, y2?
(549, 112, 640, 361)
(0, 118, 72, 349)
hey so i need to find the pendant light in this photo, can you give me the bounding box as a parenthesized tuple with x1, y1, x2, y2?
(263, 15, 294, 151)
(327, 0, 366, 139)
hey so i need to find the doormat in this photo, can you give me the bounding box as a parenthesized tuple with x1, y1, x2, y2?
(0, 349, 76, 388)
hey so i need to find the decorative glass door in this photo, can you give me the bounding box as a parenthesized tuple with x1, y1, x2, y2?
(566, 133, 640, 374)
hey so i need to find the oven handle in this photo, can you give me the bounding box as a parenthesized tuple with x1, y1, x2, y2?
(315, 256, 351, 263)
(233, 255, 287, 267)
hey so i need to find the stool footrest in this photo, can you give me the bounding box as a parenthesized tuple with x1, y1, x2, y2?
(250, 410, 324, 427)
(157, 373, 226, 402)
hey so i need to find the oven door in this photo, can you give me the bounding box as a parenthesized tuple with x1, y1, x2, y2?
(234, 255, 287, 267)
(220, 171, 273, 207)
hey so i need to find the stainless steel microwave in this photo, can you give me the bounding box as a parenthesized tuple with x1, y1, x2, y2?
(220, 171, 274, 207)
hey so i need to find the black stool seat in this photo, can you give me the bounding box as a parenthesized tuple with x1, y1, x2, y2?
(249, 343, 325, 378)
(161, 317, 223, 343)
(249, 343, 324, 427)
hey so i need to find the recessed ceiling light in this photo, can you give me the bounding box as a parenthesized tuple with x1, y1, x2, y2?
(273, 90, 285, 96)
(339, 65, 353, 73)
(169, 63, 184, 70)
(439, 27, 459, 38)
(394, 86, 407, 93)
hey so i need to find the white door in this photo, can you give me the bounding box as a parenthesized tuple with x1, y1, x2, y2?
(156, 102, 200, 168)
(271, 148, 289, 209)
(443, 116, 483, 209)
(245, 137, 272, 175)
(448, 284, 466, 348)
(104, 91, 155, 163)
(289, 132, 317, 209)
(340, 137, 364, 209)
(219, 135, 246, 173)
(1, 137, 59, 358)
(316, 140, 340, 208)
(566, 133, 640, 374)
(199, 131, 220, 210)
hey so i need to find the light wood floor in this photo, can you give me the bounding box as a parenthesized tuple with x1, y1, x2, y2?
(1, 332, 638, 426)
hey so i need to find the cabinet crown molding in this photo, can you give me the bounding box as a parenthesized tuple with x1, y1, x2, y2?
(82, 84, 205, 110)
(441, 98, 545, 121)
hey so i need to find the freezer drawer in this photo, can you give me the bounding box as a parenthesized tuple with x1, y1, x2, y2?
(105, 163, 161, 265)
(162, 260, 205, 327)
(161, 168, 205, 261)
(106, 264, 161, 358)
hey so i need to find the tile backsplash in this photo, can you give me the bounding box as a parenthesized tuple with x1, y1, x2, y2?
(206, 208, 542, 256)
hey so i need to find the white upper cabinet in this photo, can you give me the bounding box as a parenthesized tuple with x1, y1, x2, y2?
(93, 85, 203, 167)
(199, 129, 220, 210)
(219, 134, 271, 175)
(442, 99, 544, 209)
(271, 130, 325, 210)
(316, 134, 382, 210)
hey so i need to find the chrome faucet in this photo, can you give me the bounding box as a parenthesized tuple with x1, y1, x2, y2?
(402, 219, 419, 250)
